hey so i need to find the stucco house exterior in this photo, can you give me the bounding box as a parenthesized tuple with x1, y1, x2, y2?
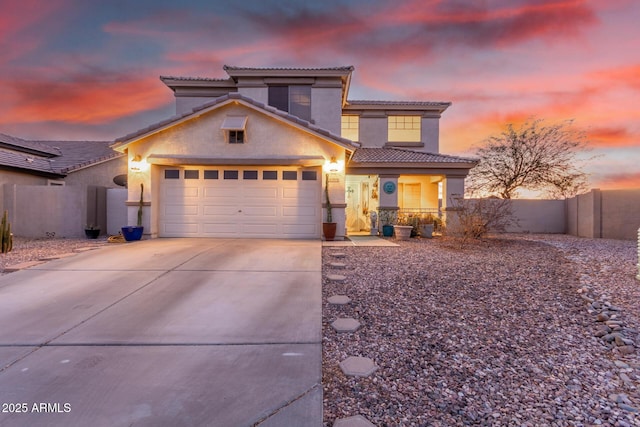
(112, 65, 476, 240)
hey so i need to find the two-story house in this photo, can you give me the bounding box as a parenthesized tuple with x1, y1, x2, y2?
(112, 65, 476, 240)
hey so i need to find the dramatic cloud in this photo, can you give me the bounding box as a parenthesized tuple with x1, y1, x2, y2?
(1, 73, 171, 125)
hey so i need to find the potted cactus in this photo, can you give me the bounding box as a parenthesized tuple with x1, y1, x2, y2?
(121, 183, 144, 241)
(322, 174, 337, 241)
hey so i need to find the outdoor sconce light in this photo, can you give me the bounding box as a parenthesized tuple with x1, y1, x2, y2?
(323, 156, 344, 173)
(130, 154, 145, 172)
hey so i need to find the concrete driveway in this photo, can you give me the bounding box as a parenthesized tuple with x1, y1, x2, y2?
(0, 239, 322, 426)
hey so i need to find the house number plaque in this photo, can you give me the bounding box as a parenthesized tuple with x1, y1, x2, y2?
(383, 181, 396, 194)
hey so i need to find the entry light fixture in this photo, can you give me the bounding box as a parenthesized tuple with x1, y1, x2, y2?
(324, 156, 344, 173)
(130, 154, 146, 172)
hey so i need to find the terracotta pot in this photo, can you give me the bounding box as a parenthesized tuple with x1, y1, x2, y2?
(393, 225, 413, 240)
(322, 222, 337, 241)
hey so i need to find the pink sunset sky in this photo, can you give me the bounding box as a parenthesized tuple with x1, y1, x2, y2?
(1, 0, 638, 192)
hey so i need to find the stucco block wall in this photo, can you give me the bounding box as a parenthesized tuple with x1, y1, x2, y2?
(6, 184, 83, 238)
(421, 117, 440, 153)
(506, 199, 566, 233)
(311, 85, 342, 135)
(0, 171, 48, 213)
(64, 157, 127, 188)
(601, 189, 640, 240)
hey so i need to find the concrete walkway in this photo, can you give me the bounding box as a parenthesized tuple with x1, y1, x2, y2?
(323, 235, 399, 247)
(0, 239, 322, 426)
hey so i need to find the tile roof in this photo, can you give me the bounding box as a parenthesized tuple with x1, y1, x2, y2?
(34, 140, 123, 173)
(114, 92, 360, 150)
(346, 100, 452, 108)
(350, 147, 477, 164)
(159, 75, 232, 82)
(0, 132, 61, 157)
(0, 134, 123, 176)
(223, 65, 354, 72)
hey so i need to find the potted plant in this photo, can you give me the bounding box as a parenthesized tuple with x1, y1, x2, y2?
(84, 225, 101, 239)
(378, 209, 397, 237)
(121, 183, 144, 242)
(393, 213, 413, 240)
(322, 174, 337, 241)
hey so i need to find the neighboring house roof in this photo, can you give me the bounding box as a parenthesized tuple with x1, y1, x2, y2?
(0, 133, 123, 177)
(223, 65, 354, 74)
(112, 92, 360, 151)
(349, 147, 477, 167)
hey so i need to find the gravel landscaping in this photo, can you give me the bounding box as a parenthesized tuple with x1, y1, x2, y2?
(323, 234, 640, 426)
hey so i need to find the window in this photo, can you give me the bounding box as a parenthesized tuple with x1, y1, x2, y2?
(243, 170, 258, 180)
(263, 170, 278, 180)
(268, 85, 311, 121)
(282, 171, 298, 180)
(224, 170, 239, 180)
(229, 130, 244, 144)
(221, 116, 248, 144)
(204, 170, 219, 179)
(388, 116, 421, 142)
(341, 115, 359, 141)
(184, 170, 199, 179)
(302, 171, 317, 181)
(164, 170, 180, 179)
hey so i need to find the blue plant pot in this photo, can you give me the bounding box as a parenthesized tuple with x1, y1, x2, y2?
(121, 226, 144, 241)
(382, 225, 394, 237)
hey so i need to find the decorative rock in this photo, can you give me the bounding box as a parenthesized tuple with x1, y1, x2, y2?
(327, 274, 347, 282)
(619, 345, 636, 355)
(329, 262, 347, 269)
(618, 403, 639, 413)
(339, 356, 378, 377)
(328, 295, 351, 305)
(596, 312, 610, 322)
(595, 327, 611, 338)
(333, 415, 376, 427)
(615, 360, 630, 369)
(331, 318, 361, 333)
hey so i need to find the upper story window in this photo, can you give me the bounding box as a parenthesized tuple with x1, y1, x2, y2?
(341, 115, 359, 141)
(388, 116, 421, 142)
(268, 85, 311, 122)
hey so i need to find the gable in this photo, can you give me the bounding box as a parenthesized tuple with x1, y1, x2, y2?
(117, 99, 354, 167)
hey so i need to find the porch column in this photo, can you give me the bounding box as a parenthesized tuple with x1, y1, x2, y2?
(378, 175, 399, 232)
(442, 175, 466, 226)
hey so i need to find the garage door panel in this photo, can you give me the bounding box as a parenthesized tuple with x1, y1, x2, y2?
(244, 187, 279, 199)
(159, 166, 321, 238)
(242, 223, 279, 234)
(203, 205, 239, 216)
(283, 206, 318, 217)
(242, 206, 278, 217)
(202, 222, 241, 234)
(164, 222, 199, 234)
(164, 204, 199, 216)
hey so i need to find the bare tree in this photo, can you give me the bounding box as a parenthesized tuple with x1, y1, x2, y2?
(466, 118, 591, 199)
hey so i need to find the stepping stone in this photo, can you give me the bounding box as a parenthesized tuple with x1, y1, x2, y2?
(327, 274, 347, 282)
(331, 318, 361, 333)
(334, 415, 376, 427)
(339, 356, 378, 377)
(327, 295, 351, 305)
(331, 252, 346, 258)
(329, 262, 347, 269)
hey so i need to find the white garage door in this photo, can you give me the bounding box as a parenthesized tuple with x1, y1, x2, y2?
(159, 166, 321, 238)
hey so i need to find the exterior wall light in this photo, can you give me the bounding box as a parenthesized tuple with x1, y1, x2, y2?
(324, 156, 344, 173)
(130, 154, 146, 172)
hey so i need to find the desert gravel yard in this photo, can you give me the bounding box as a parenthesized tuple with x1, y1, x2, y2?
(323, 235, 640, 426)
